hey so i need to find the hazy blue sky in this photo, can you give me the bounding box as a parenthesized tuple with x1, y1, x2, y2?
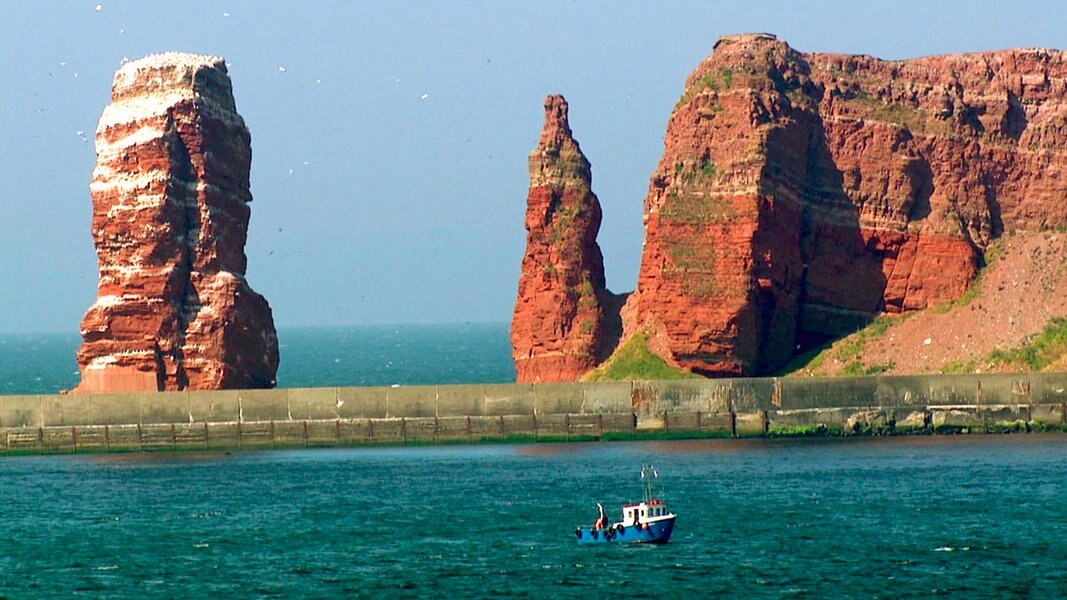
(2, 0, 1065, 334)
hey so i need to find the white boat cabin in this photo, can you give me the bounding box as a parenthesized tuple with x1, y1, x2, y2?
(621, 499, 668, 526)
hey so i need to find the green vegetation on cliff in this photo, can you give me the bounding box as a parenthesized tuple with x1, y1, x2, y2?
(780, 315, 902, 377)
(984, 317, 1067, 371)
(584, 331, 700, 381)
(781, 311, 1067, 378)
(932, 239, 1003, 314)
(937, 308, 1067, 374)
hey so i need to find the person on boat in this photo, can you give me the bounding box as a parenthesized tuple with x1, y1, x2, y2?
(593, 502, 607, 530)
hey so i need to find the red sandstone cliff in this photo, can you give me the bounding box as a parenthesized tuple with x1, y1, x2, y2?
(627, 34, 1067, 376)
(511, 95, 621, 382)
(74, 52, 278, 393)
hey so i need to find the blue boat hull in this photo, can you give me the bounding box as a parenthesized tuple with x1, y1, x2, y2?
(575, 517, 675, 544)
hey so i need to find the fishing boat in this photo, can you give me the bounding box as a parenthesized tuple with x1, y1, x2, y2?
(575, 465, 676, 544)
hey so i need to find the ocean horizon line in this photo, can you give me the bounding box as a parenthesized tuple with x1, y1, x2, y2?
(0, 320, 510, 338)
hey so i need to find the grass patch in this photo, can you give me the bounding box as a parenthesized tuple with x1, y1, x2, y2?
(665, 237, 726, 299)
(675, 65, 749, 108)
(863, 361, 894, 375)
(660, 153, 726, 227)
(840, 360, 894, 376)
(660, 191, 735, 224)
(776, 341, 830, 375)
(584, 331, 701, 381)
(939, 358, 977, 374)
(933, 240, 1003, 313)
(840, 361, 867, 377)
(700, 72, 719, 92)
(667, 242, 716, 272)
(833, 315, 903, 375)
(783, 314, 904, 377)
(1029, 423, 1067, 433)
(836, 340, 865, 364)
(841, 93, 952, 137)
(986, 317, 1067, 371)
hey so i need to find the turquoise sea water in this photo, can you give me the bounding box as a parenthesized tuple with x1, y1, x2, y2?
(3, 325, 1067, 597)
(0, 322, 515, 395)
(1, 436, 1066, 598)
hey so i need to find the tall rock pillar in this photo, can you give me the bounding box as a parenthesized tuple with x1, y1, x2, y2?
(511, 95, 616, 382)
(75, 52, 279, 393)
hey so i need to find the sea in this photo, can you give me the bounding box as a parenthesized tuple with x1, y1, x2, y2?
(0, 322, 517, 396)
(2, 324, 1067, 598)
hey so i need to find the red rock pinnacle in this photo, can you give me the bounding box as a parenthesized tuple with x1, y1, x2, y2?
(74, 52, 279, 393)
(511, 95, 618, 382)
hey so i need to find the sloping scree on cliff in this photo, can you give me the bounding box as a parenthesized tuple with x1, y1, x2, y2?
(624, 33, 1067, 378)
(799, 231, 1067, 376)
(75, 52, 278, 393)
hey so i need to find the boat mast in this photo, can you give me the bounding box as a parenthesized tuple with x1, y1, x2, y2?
(641, 464, 658, 503)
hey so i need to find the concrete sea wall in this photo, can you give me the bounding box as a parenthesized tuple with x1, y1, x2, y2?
(2, 373, 1066, 453)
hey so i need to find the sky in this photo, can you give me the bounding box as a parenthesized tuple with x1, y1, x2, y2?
(2, 0, 1065, 335)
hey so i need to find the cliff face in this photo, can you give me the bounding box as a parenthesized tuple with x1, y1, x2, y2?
(630, 34, 1067, 376)
(75, 52, 278, 393)
(511, 95, 619, 382)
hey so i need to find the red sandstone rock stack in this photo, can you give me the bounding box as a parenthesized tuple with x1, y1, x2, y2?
(510, 95, 619, 382)
(512, 35, 1067, 381)
(74, 52, 278, 393)
(629, 33, 1067, 376)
